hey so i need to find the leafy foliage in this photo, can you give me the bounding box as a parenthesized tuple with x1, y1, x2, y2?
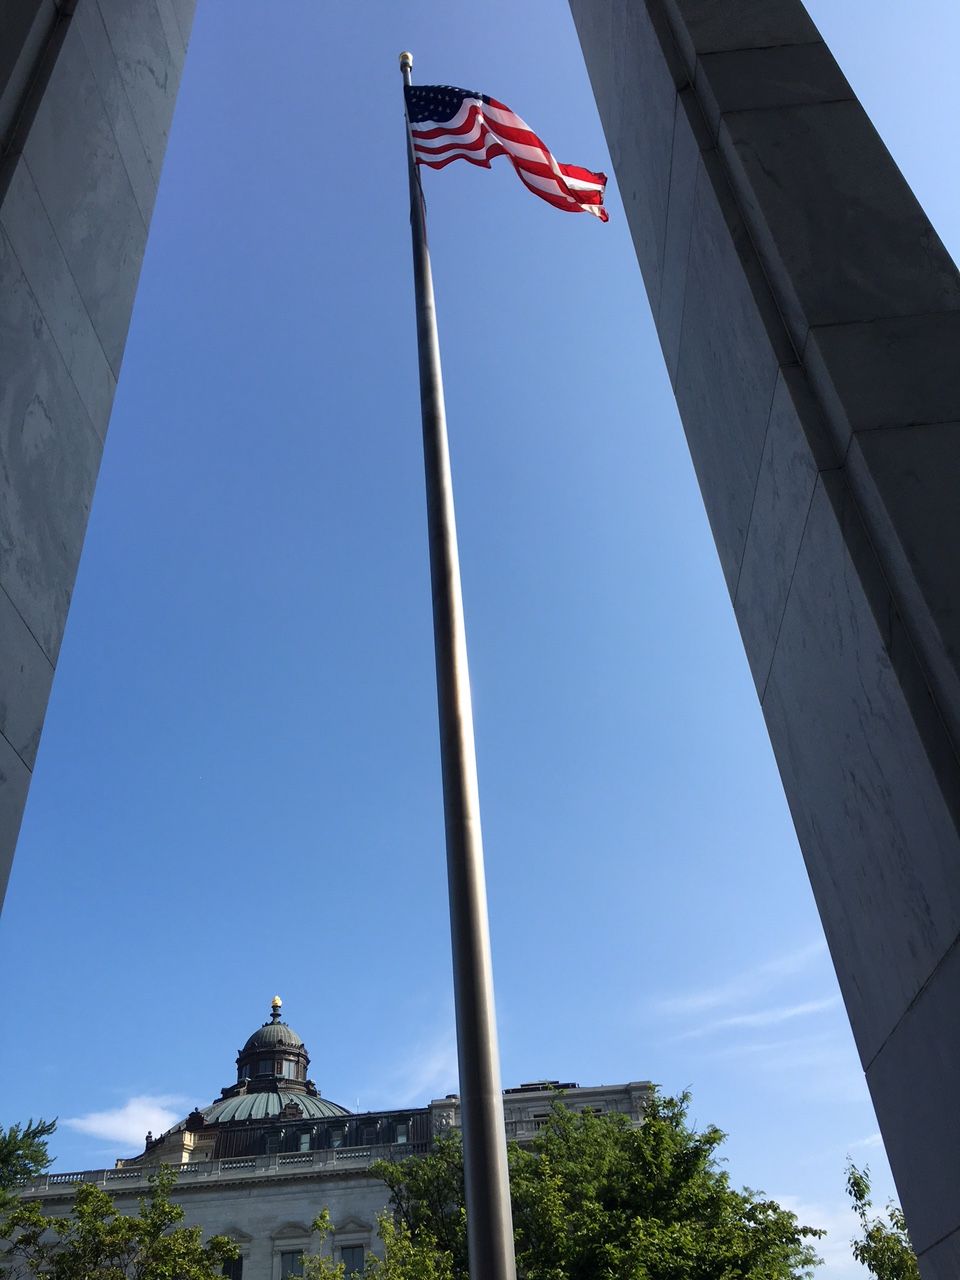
(2, 1164, 238, 1280)
(360, 1093, 823, 1279)
(846, 1162, 919, 1280)
(365, 1216, 455, 1280)
(0, 1120, 56, 1220)
(371, 1132, 466, 1273)
(302, 1209, 346, 1280)
(302, 1208, 455, 1280)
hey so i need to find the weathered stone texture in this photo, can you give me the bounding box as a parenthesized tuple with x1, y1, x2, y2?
(0, 0, 196, 905)
(569, 0, 960, 1268)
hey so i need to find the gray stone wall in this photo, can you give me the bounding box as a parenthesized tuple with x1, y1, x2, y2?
(0, 0, 195, 906)
(437, 1081, 651, 1140)
(21, 1168, 393, 1280)
(123, 1172, 390, 1280)
(567, 3, 960, 1273)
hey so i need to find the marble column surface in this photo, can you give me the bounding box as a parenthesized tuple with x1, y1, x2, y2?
(569, 1, 960, 1273)
(0, 0, 197, 907)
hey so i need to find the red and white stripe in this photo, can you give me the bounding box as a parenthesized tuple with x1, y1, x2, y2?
(408, 95, 608, 221)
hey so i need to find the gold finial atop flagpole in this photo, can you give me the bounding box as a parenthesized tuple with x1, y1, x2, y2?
(399, 51, 413, 73)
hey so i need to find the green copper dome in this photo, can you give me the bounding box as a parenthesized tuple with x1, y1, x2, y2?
(242, 1019, 304, 1053)
(129, 999, 352, 1164)
(227, 997, 348, 1112)
(234, 995, 311, 1086)
(205, 1090, 350, 1123)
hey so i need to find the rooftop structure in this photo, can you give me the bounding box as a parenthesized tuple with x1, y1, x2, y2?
(16, 998, 652, 1278)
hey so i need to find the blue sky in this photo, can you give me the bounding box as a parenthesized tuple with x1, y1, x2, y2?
(3, 2, 958, 1275)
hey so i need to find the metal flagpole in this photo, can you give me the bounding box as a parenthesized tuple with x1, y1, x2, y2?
(399, 51, 517, 1280)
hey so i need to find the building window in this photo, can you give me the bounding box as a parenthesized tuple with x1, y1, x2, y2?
(299, 1132, 311, 1152)
(329, 1127, 344, 1148)
(395, 1123, 409, 1145)
(222, 1259, 243, 1280)
(258, 1059, 273, 1075)
(341, 1246, 364, 1275)
(280, 1251, 303, 1277)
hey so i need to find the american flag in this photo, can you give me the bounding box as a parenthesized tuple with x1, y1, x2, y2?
(405, 84, 608, 222)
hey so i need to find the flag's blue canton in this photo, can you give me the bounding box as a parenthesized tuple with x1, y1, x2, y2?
(404, 84, 489, 124)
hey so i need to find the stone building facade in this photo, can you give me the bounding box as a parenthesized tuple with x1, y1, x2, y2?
(15, 999, 652, 1278)
(566, 4, 960, 1272)
(0, 0, 197, 908)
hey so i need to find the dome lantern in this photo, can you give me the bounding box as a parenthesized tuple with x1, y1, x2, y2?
(235, 996, 311, 1089)
(123, 999, 351, 1166)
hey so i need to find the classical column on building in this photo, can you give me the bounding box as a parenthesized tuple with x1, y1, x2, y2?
(567, 3, 960, 1275)
(0, 0, 197, 906)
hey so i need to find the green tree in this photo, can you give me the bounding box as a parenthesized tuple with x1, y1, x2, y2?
(302, 1206, 455, 1280)
(302, 1209, 345, 1280)
(0, 1120, 56, 1218)
(365, 1217, 455, 1280)
(371, 1131, 466, 1273)
(846, 1162, 919, 1280)
(2, 1164, 238, 1280)
(363, 1093, 823, 1280)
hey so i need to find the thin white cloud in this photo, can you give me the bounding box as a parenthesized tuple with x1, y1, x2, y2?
(677, 996, 841, 1040)
(64, 1095, 193, 1151)
(705, 1032, 838, 1061)
(360, 1028, 458, 1110)
(656, 940, 828, 1017)
(848, 1132, 884, 1151)
(775, 1194, 866, 1277)
(701, 1034, 868, 1106)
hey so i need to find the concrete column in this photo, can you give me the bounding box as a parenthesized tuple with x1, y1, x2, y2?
(568, 2, 960, 1273)
(0, 0, 196, 906)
